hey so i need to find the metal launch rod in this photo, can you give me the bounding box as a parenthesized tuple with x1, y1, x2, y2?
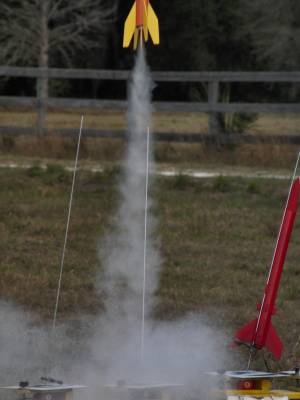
(141, 127, 150, 361)
(52, 116, 84, 331)
(247, 348, 254, 370)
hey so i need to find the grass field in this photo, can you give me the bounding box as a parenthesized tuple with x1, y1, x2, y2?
(1, 107, 300, 134)
(1, 165, 300, 369)
(0, 108, 208, 133)
(0, 136, 299, 169)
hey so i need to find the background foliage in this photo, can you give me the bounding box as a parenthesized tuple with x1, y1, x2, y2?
(0, 0, 300, 103)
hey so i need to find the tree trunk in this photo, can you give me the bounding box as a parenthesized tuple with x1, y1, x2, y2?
(37, 0, 49, 135)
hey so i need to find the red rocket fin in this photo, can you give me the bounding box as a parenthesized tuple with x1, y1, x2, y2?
(235, 319, 257, 345)
(265, 322, 283, 359)
(235, 318, 282, 358)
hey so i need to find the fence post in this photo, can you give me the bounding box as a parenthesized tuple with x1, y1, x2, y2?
(208, 81, 220, 134)
(36, 70, 47, 135)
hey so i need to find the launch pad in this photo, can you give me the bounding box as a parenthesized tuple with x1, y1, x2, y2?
(209, 370, 300, 400)
(1, 380, 85, 400)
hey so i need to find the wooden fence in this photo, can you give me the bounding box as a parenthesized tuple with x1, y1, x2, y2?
(0, 67, 300, 143)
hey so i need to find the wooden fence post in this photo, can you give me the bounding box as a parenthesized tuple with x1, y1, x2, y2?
(208, 81, 220, 135)
(36, 69, 47, 136)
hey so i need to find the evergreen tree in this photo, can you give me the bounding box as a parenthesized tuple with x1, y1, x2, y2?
(145, 0, 250, 71)
(239, 0, 300, 70)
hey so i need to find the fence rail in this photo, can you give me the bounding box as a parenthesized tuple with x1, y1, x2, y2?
(0, 66, 300, 142)
(1, 96, 300, 114)
(2, 67, 300, 82)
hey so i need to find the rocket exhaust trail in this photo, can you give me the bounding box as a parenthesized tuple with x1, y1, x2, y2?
(141, 127, 150, 362)
(139, 29, 144, 50)
(98, 47, 160, 368)
(89, 20, 227, 386)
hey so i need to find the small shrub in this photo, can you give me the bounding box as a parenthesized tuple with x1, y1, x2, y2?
(46, 163, 65, 174)
(92, 166, 120, 186)
(43, 163, 69, 184)
(219, 84, 257, 134)
(27, 164, 43, 178)
(172, 174, 192, 190)
(247, 180, 261, 194)
(221, 112, 257, 134)
(213, 175, 231, 192)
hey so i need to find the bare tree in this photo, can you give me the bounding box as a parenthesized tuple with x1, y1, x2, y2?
(0, 0, 113, 133)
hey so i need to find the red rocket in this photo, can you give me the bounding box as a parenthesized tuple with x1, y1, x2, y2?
(235, 178, 300, 359)
(123, 0, 159, 50)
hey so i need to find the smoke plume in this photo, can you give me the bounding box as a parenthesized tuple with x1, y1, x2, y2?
(88, 49, 227, 388)
(0, 49, 227, 396)
(96, 47, 159, 361)
(0, 302, 83, 385)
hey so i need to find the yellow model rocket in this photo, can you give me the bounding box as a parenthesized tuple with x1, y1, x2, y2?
(123, 0, 160, 50)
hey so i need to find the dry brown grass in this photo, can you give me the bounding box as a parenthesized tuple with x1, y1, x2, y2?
(1, 107, 300, 169)
(8, 135, 125, 161)
(0, 107, 208, 133)
(1, 107, 300, 134)
(0, 134, 299, 169)
(154, 142, 298, 169)
(251, 113, 300, 135)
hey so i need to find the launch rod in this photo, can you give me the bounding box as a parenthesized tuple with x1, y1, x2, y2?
(52, 116, 84, 331)
(141, 126, 150, 362)
(247, 151, 300, 369)
(247, 350, 254, 371)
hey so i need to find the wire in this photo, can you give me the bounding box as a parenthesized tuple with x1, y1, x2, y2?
(52, 116, 84, 331)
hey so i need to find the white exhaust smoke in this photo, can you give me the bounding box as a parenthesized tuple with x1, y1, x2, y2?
(0, 49, 228, 396)
(96, 47, 159, 361)
(88, 49, 227, 387)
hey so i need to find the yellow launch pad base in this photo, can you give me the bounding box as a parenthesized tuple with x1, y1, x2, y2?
(226, 389, 300, 400)
(210, 373, 300, 400)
